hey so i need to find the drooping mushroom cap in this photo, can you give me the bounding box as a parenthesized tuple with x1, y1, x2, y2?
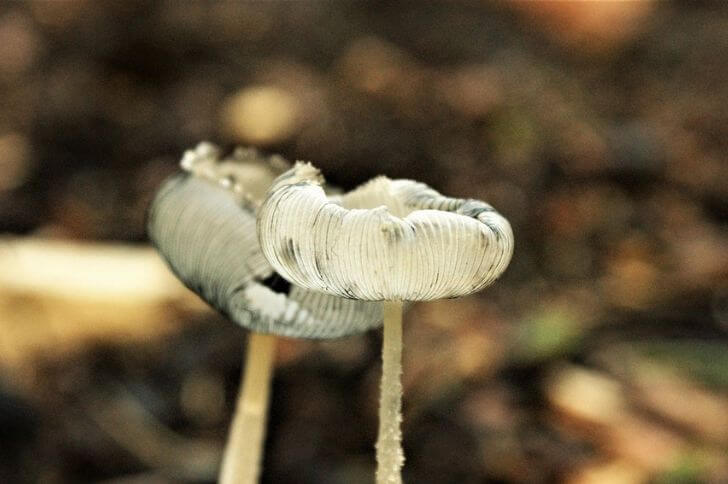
(257, 163, 514, 301)
(147, 143, 382, 338)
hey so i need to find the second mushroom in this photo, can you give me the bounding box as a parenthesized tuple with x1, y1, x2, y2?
(257, 163, 514, 483)
(147, 144, 384, 484)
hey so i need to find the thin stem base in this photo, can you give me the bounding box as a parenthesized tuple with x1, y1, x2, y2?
(219, 332, 277, 484)
(376, 300, 404, 484)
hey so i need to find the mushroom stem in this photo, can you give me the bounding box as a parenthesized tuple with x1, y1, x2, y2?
(376, 300, 405, 484)
(219, 332, 277, 484)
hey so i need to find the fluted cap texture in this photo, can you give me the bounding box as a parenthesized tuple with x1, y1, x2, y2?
(147, 143, 382, 338)
(257, 163, 514, 301)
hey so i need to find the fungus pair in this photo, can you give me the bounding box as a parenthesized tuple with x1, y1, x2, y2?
(148, 143, 513, 483)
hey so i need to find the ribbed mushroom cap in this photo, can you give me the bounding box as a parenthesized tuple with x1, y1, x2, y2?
(147, 143, 382, 338)
(257, 163, 514, 301)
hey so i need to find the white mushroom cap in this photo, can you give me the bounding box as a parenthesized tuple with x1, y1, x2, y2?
(257, 163, 514, 301)
(147, 143, 382, 338)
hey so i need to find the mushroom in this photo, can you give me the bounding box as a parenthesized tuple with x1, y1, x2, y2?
(257, 163, 514, 483)
(147, 143, 382, 484)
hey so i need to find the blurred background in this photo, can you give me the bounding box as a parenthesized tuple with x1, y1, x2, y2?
(0, 1, 726, 483)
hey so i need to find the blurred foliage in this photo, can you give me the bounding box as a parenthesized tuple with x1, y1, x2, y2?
(513, 306, 584, 363)
(637, 341, 728, 389)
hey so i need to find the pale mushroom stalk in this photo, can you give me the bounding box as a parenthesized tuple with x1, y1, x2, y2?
(148, 144, 383, 483)
(219, 332, 276, 484)
(377, 300, 404, 484)
(257, 163, 514, 483)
